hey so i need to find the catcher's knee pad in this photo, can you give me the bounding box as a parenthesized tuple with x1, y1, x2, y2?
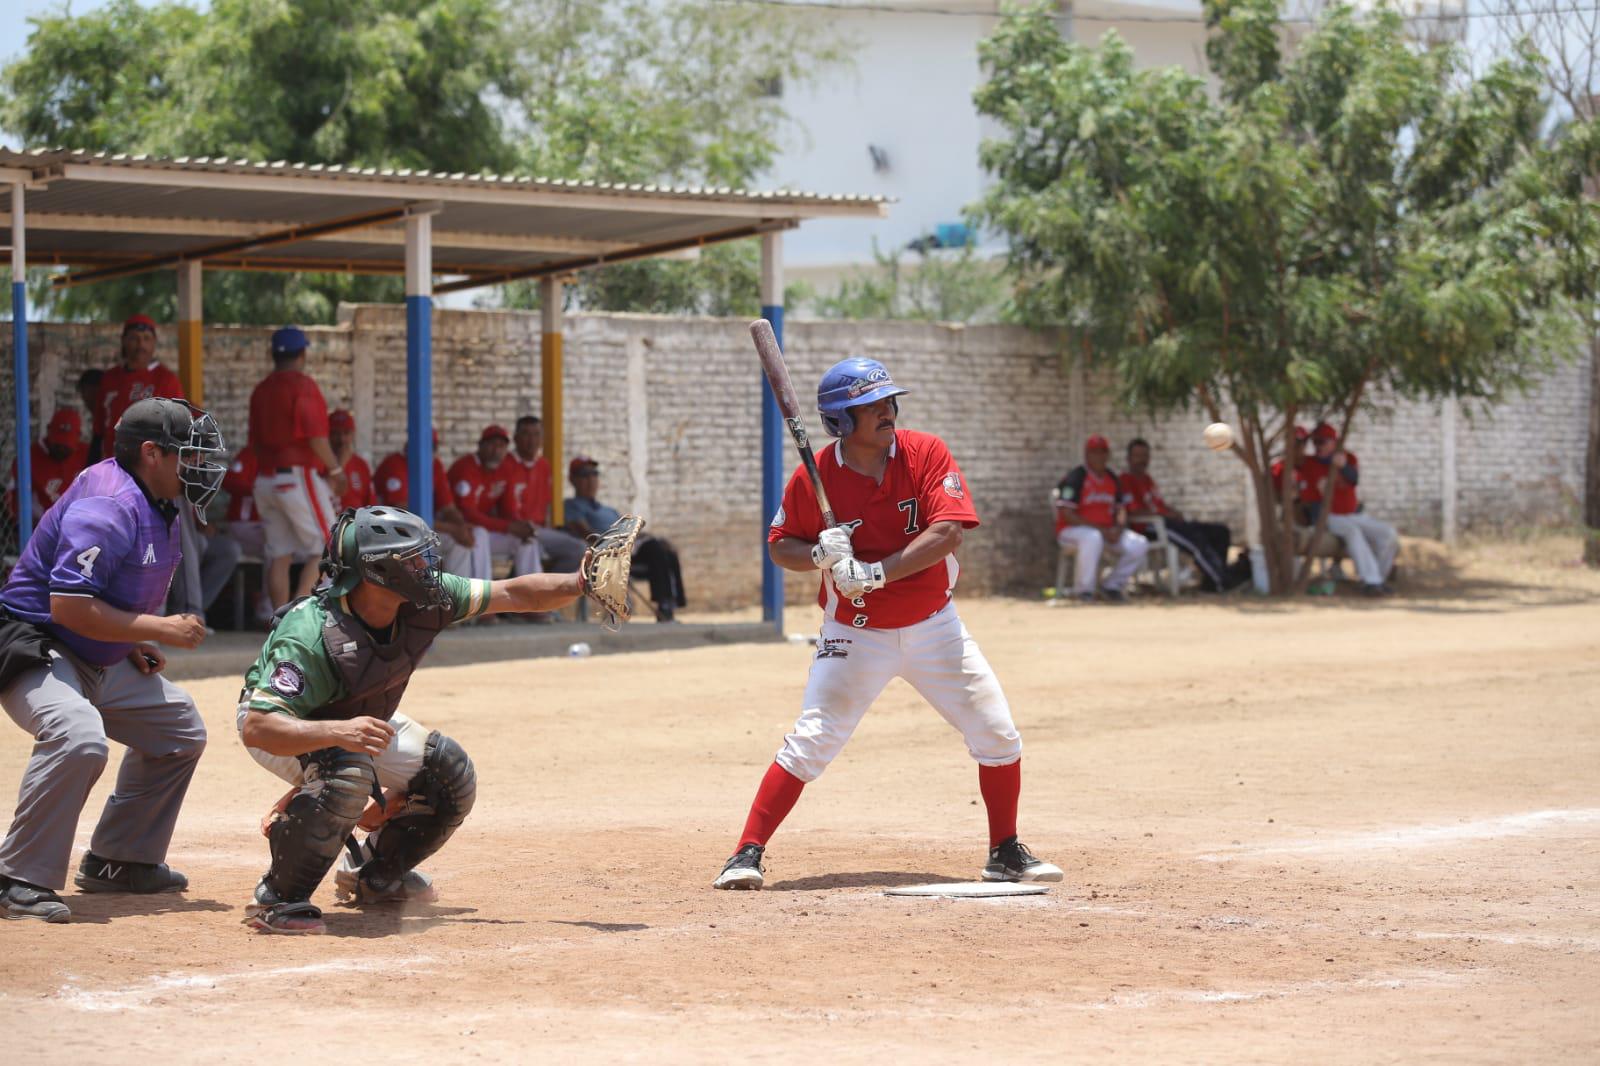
(363, 732, 476, 885)
(263, 749, 376, 903)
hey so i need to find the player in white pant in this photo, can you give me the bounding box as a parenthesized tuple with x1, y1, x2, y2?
(713, 356, 1062, 891)
(1054, 434, 1149, 602)
(1327, 512, 1398, 587)
(1303, 423, 1399, 594)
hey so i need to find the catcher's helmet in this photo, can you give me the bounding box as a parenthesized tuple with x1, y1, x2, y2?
(816, 357, 908, 438)
(321, 506, 450, 608)
(113, 397, 227, 521)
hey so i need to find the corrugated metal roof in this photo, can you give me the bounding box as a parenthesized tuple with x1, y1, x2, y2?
(0, 147, 891, 291)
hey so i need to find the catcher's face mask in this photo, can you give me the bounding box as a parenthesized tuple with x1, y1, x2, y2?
(368, 536, 450, 609)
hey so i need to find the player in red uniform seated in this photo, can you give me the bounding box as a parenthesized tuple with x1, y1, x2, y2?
(374, 431, 488, 580)
(497, 415, 586, 572)
(1054, 434, 1149, 603)
(712, 357, 1062, 890)
(448, 425, 541, 578)
(328, 410, 375, 511)
(5, 409, 89, 522)
(1302, 423, 1398, 596)
(92, 314, 184, 451)
(1121, 438, 1234, 591)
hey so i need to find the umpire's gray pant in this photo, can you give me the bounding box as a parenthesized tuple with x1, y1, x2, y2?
(0, 648, 206, 890)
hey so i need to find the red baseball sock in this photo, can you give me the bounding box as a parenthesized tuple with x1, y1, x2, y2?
(978, 759, 1021, 847)
(737, 762, 807, 848)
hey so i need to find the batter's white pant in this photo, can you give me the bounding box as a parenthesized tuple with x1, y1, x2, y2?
(438, 530, 491, 581)
(1056, 525, 1149, 593)
(254, 467, 336, 561)
(235, 703, 431, 791)
(482, 528, 542, 577)
(776, 603, 1021, 783)
(1327, 512, 1399, 586)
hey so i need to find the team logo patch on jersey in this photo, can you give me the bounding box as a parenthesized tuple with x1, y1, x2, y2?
(941, 472, 965, 499)
(771, 505, 785, 528)
(141, 543, 157, 565)
(269, 661, 306, 698)
(815, 637, 851, 659)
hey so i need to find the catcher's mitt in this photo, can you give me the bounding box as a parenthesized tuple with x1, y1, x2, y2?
(580, 514, 646, 629)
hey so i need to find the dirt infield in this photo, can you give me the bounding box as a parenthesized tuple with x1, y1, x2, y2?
(3, 545, 1597, 1063)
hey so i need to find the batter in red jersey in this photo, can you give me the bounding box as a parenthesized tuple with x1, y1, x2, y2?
(712, 357, 1062, 890)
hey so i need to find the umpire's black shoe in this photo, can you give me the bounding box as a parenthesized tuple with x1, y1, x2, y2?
(981, 836, 1065, 883)
(0, 876, 71, 923)
(74, 852, 188, 894)
(712, 844, 766, 890)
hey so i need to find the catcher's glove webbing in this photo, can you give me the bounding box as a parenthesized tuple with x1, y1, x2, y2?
(581, 514, 645, 630)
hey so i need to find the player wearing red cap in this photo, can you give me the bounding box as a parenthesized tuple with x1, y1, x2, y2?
(327, 410, 374, 511)
(497, 416, 587, 573)
(1303, 423, 1398, 595)
(712, 357, 1060, 890)
(1054, 434, 1149, 602)
(374, 432, 488, 580)
(93, 315, 185, 448)
(449, 425, 542, 579)
(5, 409, 88, 520)
(247, 327, 348, 608)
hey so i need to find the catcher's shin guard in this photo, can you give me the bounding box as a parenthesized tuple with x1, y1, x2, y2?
(261, 749, 376, 903)
(360, 732, 476, 890)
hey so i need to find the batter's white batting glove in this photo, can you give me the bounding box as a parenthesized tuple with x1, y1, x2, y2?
(810, 525, 856, 570)
(831, 557, 886, 598)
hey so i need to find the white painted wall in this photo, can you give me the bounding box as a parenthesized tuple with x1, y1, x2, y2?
(766, 1, 1211, 284)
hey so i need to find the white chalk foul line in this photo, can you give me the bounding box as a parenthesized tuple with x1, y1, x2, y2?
(1089, 969, 1469, 1011)
(1196, 808, 1600, 861)
(54, 955, 434, 1012)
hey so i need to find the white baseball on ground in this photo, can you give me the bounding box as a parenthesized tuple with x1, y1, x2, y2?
(1203, 422, 1235, 452)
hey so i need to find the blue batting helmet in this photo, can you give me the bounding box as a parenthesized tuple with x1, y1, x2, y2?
(816, 357, 909, 437)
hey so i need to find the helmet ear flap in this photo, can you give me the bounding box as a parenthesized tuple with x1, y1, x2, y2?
(821, 409, 854, 438)
(321, 509, 358, 587)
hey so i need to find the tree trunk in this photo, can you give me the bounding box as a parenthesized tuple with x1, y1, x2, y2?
(1586, 332, 1600, 566)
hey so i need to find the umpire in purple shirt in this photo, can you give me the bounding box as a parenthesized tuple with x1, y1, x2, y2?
(0, 397, 226, 922)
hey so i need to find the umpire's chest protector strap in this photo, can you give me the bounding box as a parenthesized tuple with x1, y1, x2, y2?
(313, 599, 451, 722)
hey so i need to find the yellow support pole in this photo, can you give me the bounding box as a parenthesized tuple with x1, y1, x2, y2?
(177, 261, 203, 405)
(541, 276, 564, 527)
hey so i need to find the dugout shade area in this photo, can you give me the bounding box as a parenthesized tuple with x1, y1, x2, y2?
(0, 147, 888, 630)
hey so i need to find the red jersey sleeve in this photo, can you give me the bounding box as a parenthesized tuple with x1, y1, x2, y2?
(374, 454, 408, 506)
(768, 464, 823, 545)
(914, 436, 979, 528)
(432, 458, 456, 511)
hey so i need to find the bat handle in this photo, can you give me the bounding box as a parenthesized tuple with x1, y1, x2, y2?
(820, 509, 836, 528)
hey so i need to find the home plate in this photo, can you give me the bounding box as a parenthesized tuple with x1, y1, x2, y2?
(885, 882, 1050, 898)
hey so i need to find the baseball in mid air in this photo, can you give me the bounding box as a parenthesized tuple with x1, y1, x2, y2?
(1203, 422, 1234, 452)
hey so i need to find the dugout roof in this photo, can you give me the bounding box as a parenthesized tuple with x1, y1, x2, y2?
(0, 147, 889, 292)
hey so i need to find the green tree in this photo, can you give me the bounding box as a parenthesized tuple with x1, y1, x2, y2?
(3, 0, 849, 323)
(490, 0, 850, 316)
(973, 0, 1600, 592)
(801, 238, 1005, 323)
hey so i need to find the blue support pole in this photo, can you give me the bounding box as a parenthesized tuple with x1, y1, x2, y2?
(759, 302, 785, 631)
(404, 213, 434, 521)
(405, 295, 433, 520)
(759, 231, 786, 632)
(12, 184, 31, 545)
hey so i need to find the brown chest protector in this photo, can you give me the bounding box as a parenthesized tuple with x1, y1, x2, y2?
(310, 597, 452, 722)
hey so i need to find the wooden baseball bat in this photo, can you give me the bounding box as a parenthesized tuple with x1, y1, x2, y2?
(749, 318, 837, 527)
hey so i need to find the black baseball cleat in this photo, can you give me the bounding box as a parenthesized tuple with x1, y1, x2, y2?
(0, 876, 71, 923)
(981, 836, 1065, 883)
(74, 852, 188, 894)
(712, 844, 766, 890)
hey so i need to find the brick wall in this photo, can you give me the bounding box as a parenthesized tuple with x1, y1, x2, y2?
(3, 308, 1592, 604)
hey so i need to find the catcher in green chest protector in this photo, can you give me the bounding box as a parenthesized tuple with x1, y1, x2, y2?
(236, 505, 643, 934)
